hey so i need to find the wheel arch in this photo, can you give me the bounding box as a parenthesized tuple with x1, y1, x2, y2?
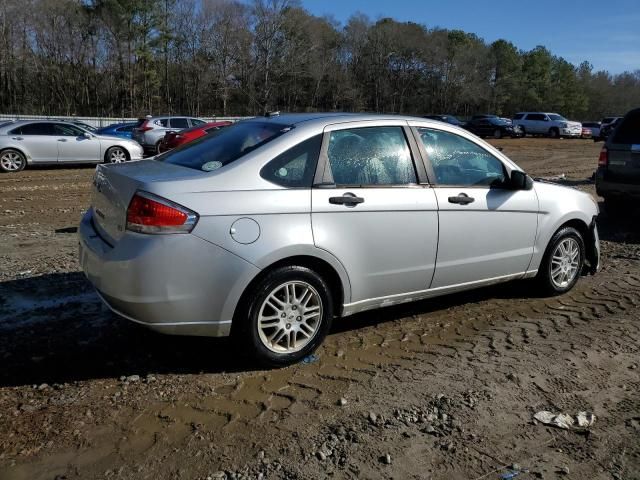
(104, 145, 130, 163)
(231, 254, 349, 330)
(0, 146, 29, 162)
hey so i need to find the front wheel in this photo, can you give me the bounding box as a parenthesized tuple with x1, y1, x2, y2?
(549, 128, 560, 139)
(237, 266, 334, 367)
(105, 146, 128, 164)
(536, 227, 585, 295)
(0, 149, 26, 173)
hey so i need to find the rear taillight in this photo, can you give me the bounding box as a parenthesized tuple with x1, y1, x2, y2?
(136, 121, 153, 133)
(598, 147, 608, 167)
(126, 192, 198, 234)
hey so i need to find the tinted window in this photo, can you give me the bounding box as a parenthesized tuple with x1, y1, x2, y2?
(53, 124, 85, 136)
(612, 110, 640, 144)
(513, 114, 524, 120)
(327, 126, 416, 186)
(548, 114, 566, 121)
(10, 123, 54, 135)
(154, 119, 169, 127)
(160, 121, 291, 171)
(170, 118, 189, 129)
(261, 135, 322, 187)
(417, 128, 507, 187)
(526, 114, 546, 121)
(190, 118, 205, 126)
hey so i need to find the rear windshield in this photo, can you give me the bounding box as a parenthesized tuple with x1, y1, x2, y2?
(158, 121, 292, 171)
(612, 110, 640, 144)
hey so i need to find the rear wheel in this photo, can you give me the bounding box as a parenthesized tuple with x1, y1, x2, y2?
(493, 129, 502, 139)
(237, 266, 334, 367)
(0, 149, 26, 173)
(520, 127, 526, 137)
(536, 227, 585, 295)
(105, 146, 128, 164)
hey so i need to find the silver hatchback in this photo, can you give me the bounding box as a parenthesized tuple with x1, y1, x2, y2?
(79, 113, 600, 366)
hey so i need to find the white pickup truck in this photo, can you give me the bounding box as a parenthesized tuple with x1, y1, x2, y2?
(513, 112, 582, 138)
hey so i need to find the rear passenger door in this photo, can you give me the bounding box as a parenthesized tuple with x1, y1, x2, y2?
(311, 122, 439, 308)
(9, 123, 58, 163)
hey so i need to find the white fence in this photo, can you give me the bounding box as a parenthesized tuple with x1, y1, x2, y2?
(0, 114, 250, 128)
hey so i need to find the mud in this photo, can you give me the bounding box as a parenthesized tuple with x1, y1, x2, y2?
(1, 138, 639, 479)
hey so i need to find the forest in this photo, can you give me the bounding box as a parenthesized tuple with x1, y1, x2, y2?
(1, 0, 639, 120)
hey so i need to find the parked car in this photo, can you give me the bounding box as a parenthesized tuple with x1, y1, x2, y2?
(599, 117, 623, 142)
(423, 115, 465, 127)
(513, 112, 582, 138)
(0, 120, 143, 173)
(133, 116, 207, 154)
(581, 122, 601, 139)
(158, 121, 232, 153)
(79, 113, 600, 366)
(595, 108, 640, 211)
(465, 116, 523, 138)
(581, 127, 593, 139)
(97, 122, 138, 140)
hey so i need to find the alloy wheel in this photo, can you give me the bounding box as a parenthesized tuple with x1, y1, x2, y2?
(108, 148, 127, 163)
(0, 151, 24, 171)
(257, 281, 323, 354)
(550, 238, 580, 288)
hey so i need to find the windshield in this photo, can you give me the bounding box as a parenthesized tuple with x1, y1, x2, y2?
(548, 114, 567, 121)
(159, 121, 292, 172)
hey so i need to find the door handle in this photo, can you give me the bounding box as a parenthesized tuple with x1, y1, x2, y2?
(57, 138, 67, 142)
(329, 192, 364, 206)
(448, 193, 475, 205)
(11, 137, 23, 140)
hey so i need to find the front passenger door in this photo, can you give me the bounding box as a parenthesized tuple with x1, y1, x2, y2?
(415, 127, 538, 289)
(53, 123, 100, 162)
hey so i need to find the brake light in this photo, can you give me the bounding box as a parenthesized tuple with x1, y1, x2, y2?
(126, 192, 198, 234)
(137, 121, 153, 132)
(598, 147, 608, 167)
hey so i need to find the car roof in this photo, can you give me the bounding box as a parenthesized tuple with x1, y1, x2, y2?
(0, 119, 83, 131)
(241, 112, 453, 129)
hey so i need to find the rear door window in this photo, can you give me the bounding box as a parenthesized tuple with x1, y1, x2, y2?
(10, 123, 54, 135)
(612, 110, 640, 144)
(326, 126, 417, 186)
(169, 118, 189, 129)
(513, 114, 524, 120)
(526, 114, 545, 121)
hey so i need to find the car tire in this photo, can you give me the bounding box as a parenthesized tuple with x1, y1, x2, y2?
(493, 129, 502, 139)
(549, 127, 560, 139)
(520, 127, 526, 137)
(236, 266, 334, 367)
(155, 140, 163, 155)
(0, 149, 26, 173)
(104, 146, 129, 164)
(536, 226, 585, 295)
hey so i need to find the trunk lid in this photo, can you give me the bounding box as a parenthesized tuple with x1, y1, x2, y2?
(90, 159, 204, 244)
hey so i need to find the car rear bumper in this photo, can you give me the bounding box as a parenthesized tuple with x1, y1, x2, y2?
(595, 170, 640, 197)
(78, 210, 260, 337)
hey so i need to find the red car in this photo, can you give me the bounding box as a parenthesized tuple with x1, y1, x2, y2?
(158, 121, 232, 152)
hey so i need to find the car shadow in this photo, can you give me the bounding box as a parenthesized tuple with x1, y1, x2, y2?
(0, 271, 547, 388)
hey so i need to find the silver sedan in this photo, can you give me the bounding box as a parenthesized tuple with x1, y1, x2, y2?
(79, 113, 600, 366)
(0, 120, 143, 173)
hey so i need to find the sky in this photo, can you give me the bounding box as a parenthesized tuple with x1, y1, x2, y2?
(302, 0, 640, 75)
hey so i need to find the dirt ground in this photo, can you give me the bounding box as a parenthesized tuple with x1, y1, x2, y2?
(1, 138, 639, 480)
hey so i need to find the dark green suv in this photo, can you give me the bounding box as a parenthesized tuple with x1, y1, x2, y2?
(596, 108, 640, 210)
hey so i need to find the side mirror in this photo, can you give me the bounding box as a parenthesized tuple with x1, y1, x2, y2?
(510, 170, 533, 190)
(81, 132, 93, 139)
